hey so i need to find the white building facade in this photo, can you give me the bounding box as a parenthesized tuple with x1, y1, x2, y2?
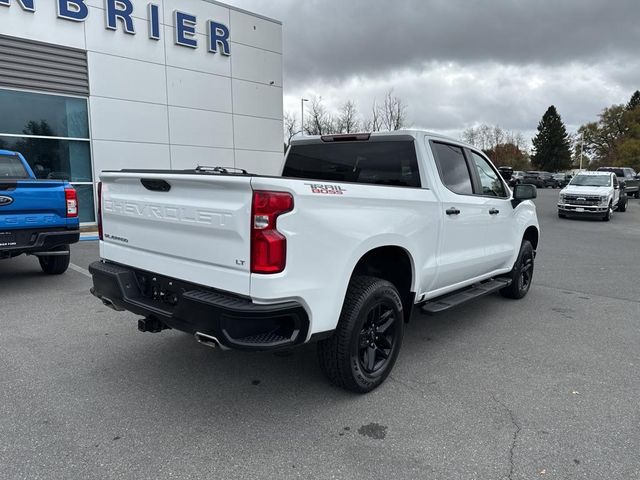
(0, 0, 284, 223)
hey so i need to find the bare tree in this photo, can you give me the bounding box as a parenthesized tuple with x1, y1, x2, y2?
(304, 97, 335, 135)
(283, 112, 298, 148)
(363, 100, 382, 132)
(337, 100, 360, 133)
(379, 89, 408, 131)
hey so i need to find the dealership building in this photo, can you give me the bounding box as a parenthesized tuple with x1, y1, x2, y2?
(0, 0, 283, 224)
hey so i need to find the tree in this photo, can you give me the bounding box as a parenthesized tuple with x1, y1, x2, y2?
(627, 90, 640, 111)
(379, 89, 408, 131)
(578, 103, 636, 167)
(304, 97, 335, 135)
(484, 143, 530, 170)
(531, 106, 572, 171)
(337, 101, 359, 133)
(362, 100, 382, 132)
(283, 112, 298, 150)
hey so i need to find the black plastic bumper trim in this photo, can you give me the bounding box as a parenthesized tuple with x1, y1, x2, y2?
(89, 261, 310, 351)
(0, 228, 79, 256)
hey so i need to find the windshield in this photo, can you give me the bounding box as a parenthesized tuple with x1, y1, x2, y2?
(0, 154, 30, 179)
(570, 174, 611, 187)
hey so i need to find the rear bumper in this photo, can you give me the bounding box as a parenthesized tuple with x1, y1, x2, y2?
(89, 261, 310, 351)
(0, 228, 80, 257)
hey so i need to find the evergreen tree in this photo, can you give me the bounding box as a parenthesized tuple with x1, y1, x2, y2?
(627, 90, 640, 111)
(531, 106, 572, 171)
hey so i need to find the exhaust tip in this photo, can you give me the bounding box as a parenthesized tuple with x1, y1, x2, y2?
(195, 332, 225, 350)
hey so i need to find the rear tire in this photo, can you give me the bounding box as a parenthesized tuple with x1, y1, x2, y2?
(634, 191, 640, 199)
(317, 276, 404, 393)
(617, 197, 627, 212)
(39, 245, 70, 275)
(500, 240, 534, 300)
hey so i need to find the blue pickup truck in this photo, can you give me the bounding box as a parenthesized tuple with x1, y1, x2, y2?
(0, 150, 80, 274)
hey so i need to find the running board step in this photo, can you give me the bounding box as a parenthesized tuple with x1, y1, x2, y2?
(421, 278, 512, 314)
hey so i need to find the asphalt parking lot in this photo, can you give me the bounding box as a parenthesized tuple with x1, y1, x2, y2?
(2, 188, 640, 480)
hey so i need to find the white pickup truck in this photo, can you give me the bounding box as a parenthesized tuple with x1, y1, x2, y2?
(90, 131, 540, 392)
(557, 170, 627, 221)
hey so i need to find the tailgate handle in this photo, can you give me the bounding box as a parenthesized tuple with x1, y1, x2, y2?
(141, 179, 171, 192)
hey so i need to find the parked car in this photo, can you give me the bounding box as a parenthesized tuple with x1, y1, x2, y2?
(511, 171, 526, 185)
(523, 171, 559, 188)
(553, 172, 572, 188)
(498, 166, 513, 183)
(558, 171, 627, 221)
(0, 150, 80, 273)
(89, 131, 540, 393)
(596, 167, 640, 198)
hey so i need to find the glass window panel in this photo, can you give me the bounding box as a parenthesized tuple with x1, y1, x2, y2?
(431, 142, 473, 195)
(471, 151, 507, 198)
(0, 89, 89, 139)
(73, 184, 96, 223)
(0, 136, 92, 182)
(284, 140, 421, 187)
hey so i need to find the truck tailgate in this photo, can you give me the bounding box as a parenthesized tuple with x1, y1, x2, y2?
(0, 180, 70, 230)
(100, 172, 253, 296)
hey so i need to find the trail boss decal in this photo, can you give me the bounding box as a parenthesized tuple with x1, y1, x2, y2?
(305, 183, 346, 195)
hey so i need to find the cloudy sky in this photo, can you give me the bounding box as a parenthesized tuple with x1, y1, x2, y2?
(231, 0, 639, 145)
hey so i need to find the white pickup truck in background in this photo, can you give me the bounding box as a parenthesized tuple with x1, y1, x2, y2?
(90, 131, 540, 393)
(557, 170, 627, 221)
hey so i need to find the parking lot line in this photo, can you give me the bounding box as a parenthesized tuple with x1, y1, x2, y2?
(69, 263, 91, 278)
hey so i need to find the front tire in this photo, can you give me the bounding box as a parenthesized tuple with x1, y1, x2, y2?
(317, 276, 404, 393)
(39, 245, 70, 275)
(558, 211, 566, 218)
(635, 190, 640, 199)
(603, 202, 612, 221)
(500, 240, 534, 299)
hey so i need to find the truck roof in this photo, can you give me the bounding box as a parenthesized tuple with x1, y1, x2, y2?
(290, 130, 475, 149)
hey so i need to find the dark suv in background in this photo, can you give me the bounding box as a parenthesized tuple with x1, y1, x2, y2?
(596, 167, 640, 198)
(523, 171, 559, 188)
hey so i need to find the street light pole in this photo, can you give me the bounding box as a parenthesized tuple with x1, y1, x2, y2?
(579, 132, 584, 170)
(301, 98, 309, 136)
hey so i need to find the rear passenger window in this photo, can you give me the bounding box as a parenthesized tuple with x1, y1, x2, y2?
(283, 140, 421, 187)
(430, 142, 473, 195)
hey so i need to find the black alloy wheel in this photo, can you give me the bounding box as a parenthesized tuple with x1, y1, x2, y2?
(317, 276, 405, 393)
(500, 240, 535, 299)
(357, 302, 398, 375)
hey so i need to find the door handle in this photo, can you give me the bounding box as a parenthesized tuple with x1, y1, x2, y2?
(446, 207, 461, 216)
(489, 208, 500, 215)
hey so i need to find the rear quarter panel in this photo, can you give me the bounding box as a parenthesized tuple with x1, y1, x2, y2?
(250, 176, 441, 336)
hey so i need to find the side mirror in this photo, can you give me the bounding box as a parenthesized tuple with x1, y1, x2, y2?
(512, 183, 537, 207)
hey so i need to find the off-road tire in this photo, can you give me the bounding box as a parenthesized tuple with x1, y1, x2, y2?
(317, 276, 404, 393)
(39, 245, 70, 275)
(500, 240, 534, 300)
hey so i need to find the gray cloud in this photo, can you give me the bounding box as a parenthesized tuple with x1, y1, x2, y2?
(231, 0, 639, 140)
(236, 0, 640, 85)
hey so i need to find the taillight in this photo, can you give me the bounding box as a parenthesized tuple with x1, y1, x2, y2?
(251, 190, 294, 274)
(65, 187, 78, 218)
(97, 182, 103, 240)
